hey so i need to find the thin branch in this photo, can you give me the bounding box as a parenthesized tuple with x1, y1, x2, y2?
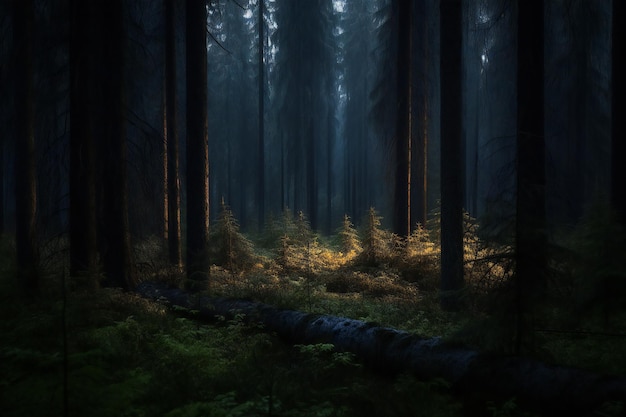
(207, 27, 232, 54)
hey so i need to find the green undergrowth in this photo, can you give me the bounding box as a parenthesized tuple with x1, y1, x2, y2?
(2, 200, 626, 416)
(0, 239, 463, 417)
(0, 290, 463, 417)
(139, 204, 626, 377)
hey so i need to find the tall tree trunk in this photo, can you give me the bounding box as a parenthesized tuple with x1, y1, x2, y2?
(69, 0, 98, 285)
(258, 0, 265, 232)
(163, 84, 168, 241)
(612, 0, 626, 224)
(326, 107, 333, 235)
(98, 0, 136, 290)
(186, 0, 210, 289)
(165, 0, 182, 269)
(393, 0, 412, 237)
(14, 0, 39, 293)
(515, 0, 546, 353)
(412, 0, 429, 227)
(306, 123, 317, 231)
(439, 0, 464, 311)
(0, 138, 4, 237)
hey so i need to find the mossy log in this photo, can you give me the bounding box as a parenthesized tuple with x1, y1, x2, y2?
(137, 282, 625, 415)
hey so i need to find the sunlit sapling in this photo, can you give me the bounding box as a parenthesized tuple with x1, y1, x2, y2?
(296, 211, 318, 274)
(337, 214, 362, 256)
(461, 212, 513, 296)
(276, 233, 292, 270)
(400, 222, 439, 282)
(210, 200, 256, 272)
(359, 207, 391, 266)
(274, 211, 323, 273)
(295, 210, 316, 246)
(405, 223, 436, 257)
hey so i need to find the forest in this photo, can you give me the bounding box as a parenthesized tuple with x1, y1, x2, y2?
(1, 0, 626, 416)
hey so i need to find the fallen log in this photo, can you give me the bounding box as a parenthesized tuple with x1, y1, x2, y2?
(137, 281, 626, 415)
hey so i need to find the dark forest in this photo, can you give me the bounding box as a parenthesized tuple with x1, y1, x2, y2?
(1, 0, 626, 416)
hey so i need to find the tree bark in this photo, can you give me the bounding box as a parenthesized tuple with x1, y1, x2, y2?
(69, 0, 98, 285)
(393, 0, 412, 238)
(186, 0, 210, 289)
(439, 0, 464, 311)
(612, 0, 626, 224)
(137, 281, 626, 416)
(411, 0, 428, 227)
(0, 138, 4, 237)
(98, 0, 136, 290)
(165, 0, 182, 269)
(14, 0, 39, 293)
(515, 0, 546, 353)
(306, 122, 317, 231)
(258, 0, 265, 232)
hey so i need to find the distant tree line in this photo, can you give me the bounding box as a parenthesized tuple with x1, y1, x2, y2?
(0, 0, 623, 315)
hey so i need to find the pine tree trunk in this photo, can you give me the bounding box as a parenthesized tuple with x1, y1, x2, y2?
(186, 0, 210, 289)
(306, 122, 317, 231)
(393, 0, 412, 237)
(412, 0, 429, 227)
(165, 0, 182, 269)
(14, 0, 39, 293)
(69, 0, 98, 286)
(612, 0, 626, 223)
(0, 139, 4, 237)
(439, 0, 464, 311)
(258, 0, 265, 232)
(515, 0, 546, 353)
(98, 0, 136, 290)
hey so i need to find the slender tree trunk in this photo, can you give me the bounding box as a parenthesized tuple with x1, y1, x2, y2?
(69, 0, 98, 285)
(281, 132, 285, 209)
(0, 138, 4, 237)
(165, 0, 182, 269)
(412, 0, 429, 227)
(306, 122, 317, 231)
(393, 0, 412, 237)
(612, 0, 626, 223)
(98, 0, 136, 290)
(439, 0, 464, 311)
(14, 0, 39, 293)
(163, 84, 168, 241)
(326, 108, 333, 235)
(186, 0, 210, 289)
(258, 0, 265, 232)
(515, 0, 545, 353)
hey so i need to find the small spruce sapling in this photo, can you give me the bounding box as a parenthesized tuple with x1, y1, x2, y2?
(210, 199, 256, 272)
(406, 223, 435, 257)
(337, 214, 362, 256)
(359, 207, 389, 266)
(295, 210, 315, 247)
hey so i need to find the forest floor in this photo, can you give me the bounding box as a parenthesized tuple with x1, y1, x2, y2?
(2, 208, 626, 416)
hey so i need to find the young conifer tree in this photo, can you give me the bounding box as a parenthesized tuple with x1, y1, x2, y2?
(338, 214, 361, 255)
(211, 199, 255, 272)
(360, 207, 388, 266)
(295, 210, 315, 246)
